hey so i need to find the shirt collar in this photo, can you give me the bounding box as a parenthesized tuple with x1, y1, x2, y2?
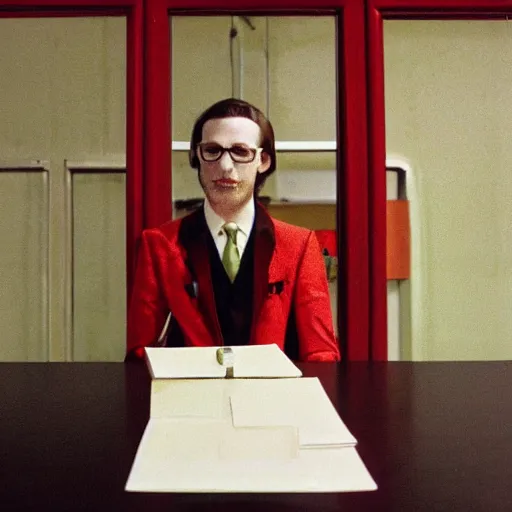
(204, 197, 255, 237)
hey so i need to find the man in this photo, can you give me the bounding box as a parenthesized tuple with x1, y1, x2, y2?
(127, 98, 340, 362)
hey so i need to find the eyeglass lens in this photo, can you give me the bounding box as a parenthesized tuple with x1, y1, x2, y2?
(199, 143, 257, 163)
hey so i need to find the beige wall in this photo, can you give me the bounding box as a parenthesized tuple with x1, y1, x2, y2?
(384, 20, 512, 360)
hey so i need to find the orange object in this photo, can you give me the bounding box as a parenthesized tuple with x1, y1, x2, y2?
(386, 200, 410, 280)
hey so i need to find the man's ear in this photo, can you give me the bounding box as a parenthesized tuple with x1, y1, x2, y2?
(257, 152, 272, 174)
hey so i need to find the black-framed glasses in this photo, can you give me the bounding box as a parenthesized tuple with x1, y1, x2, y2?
(198, 142, 263, 163)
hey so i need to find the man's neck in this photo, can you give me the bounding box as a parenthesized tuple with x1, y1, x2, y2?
(207, 197, 253, 223)
(203, 197, 256, 239)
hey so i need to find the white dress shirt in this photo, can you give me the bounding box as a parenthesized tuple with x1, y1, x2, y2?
(203, 198, 255, 260)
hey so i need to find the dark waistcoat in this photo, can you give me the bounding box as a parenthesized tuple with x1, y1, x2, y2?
(207, 228, 255, 346)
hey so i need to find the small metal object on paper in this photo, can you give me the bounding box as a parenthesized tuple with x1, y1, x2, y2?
(216, 347, 234, 378)
(154, 312, 172, 347)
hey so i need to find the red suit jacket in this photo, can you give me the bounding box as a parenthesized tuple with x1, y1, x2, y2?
(127, 203, 340, 362)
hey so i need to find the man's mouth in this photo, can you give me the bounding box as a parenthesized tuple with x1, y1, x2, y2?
(214, 178, 239, 188)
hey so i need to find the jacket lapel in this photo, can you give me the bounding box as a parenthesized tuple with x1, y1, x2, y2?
(179, 208, 223, 345)
(250, 202, 275, 342)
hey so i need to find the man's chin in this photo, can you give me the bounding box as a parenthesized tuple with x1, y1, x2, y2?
(210, 183, 242, 195)
(207, 188, 251, 210)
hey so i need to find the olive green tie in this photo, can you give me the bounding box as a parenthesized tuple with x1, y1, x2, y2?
(222, 222, 240, 282)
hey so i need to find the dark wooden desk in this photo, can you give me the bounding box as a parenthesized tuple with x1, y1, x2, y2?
(1, 362, 511, 511)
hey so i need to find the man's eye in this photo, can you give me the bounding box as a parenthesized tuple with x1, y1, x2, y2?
(204, 145, 221, 155)
(230, 146, 252, 157)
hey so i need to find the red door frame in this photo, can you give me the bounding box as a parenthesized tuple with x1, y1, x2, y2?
(144, 0, 370, 360)
(366, 0, 512, 360)
(0, 0, 144, 306)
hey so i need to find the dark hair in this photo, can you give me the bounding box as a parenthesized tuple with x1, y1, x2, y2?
(189, 98, 276, 192)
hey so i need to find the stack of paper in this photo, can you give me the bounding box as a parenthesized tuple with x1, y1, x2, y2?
(126, 345, 377, 493)
(144, 344, 303, 379)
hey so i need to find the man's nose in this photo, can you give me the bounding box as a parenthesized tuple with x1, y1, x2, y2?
(218, 150, 234, 170)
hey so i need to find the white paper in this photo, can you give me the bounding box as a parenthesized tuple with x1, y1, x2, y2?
(145, 347, 227, 379)
(145, 344, 302, 380)
(229, 378, 357, 448)
(229, 344, 302, 378)
(127, 347, 376, 493)
(150, 379, 229, 419)
(125, 419, 376, 493)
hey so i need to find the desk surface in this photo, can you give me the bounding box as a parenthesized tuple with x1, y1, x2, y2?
(1, 362, 511, 512)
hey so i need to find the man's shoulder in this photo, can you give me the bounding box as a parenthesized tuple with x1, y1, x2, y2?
(141, 216, 184, 243)
(147, 208, 208, 246)
(269, 216, 312, 244)
(270, 216, 311, 235)
(143, 217, 178, 233)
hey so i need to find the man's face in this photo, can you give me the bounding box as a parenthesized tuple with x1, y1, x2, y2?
(198, 116, 271, 215)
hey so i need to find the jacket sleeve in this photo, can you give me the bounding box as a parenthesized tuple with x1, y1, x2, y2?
(126, 230, 168, 361)
(293, 231, 341, 362)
